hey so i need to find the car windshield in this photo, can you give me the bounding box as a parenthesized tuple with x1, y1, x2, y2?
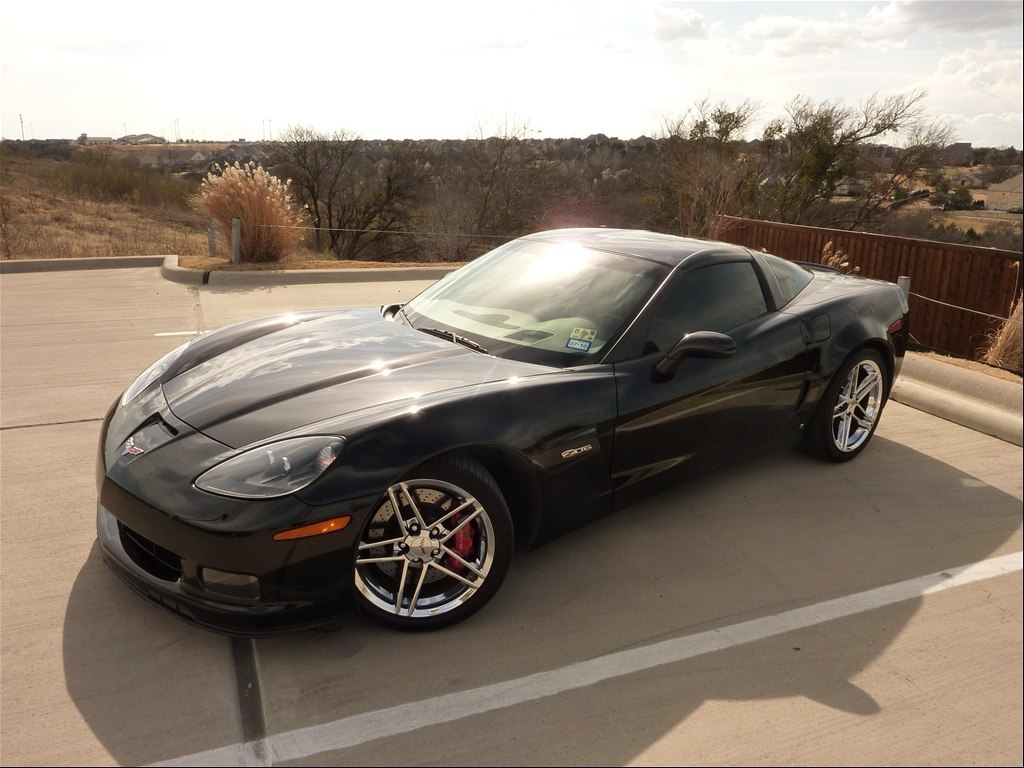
(403, 237, 669, 367)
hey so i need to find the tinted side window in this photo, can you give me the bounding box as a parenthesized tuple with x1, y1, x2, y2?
(646, 262, 769, 353)
(763, 253, 812, 305)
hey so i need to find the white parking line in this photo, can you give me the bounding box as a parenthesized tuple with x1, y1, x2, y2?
(150, 551, 1023, 767)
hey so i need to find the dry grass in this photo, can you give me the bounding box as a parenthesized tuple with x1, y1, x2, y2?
(941, 209, 1023, 237)
(1, 194, 206, 260)
(917, 350, 1022, 382)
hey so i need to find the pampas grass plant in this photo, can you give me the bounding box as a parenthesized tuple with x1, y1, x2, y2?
(193, 162, 306, 263)
(981, 296, 1023, 373)
(820, 241, 860, 274)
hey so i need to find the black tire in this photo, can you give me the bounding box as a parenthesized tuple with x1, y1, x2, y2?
(804, 348, 888, 462)
(353, 455, 513, 631)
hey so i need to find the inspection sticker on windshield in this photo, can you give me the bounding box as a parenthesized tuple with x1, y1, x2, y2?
(566, 327, 596, 353)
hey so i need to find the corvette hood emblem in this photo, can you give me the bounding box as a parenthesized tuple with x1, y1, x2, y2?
(122, 436, 145, 456)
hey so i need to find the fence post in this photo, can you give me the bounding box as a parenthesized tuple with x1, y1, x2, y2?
(897, 275, 911, 300)
(206, 219, 217, 258)
(231, 218, 241, 264)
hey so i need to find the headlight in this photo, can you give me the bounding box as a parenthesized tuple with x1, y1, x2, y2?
(195, 436, 345, 499)
(120, 343, 189, 407)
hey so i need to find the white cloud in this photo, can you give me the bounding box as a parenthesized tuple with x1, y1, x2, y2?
(931, 41, 1024, 102)
(907, 40, 1024, 145)
(653, 2, 712, 41)
(735, 1, 1022, 59)
(882, 0, 1023, 34)
(740, 11, 909, 58)
(940, 111, 1024, 148)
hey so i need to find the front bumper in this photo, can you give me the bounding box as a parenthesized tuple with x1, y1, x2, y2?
(97, 501, 334, 636)
(95, 476, 382, 636)
(97, 473, 378, 635)
(95, 394, 379, 636)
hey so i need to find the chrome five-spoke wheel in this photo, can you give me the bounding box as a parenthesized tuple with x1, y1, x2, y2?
(354, 456, 513, 631)
(805, 349, 888, 462)
(831, 356, 884, 453)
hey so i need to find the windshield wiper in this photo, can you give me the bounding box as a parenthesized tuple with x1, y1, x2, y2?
(416, 326, 488, 354)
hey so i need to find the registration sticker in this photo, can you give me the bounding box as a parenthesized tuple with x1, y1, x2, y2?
(565, 338, 592, 352)
(570, 327, 597, 342)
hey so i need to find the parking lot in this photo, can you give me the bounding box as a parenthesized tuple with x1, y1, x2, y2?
(1, 266, 1021, 766)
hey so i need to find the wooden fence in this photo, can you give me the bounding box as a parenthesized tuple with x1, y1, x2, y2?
(718, 216, 1023, 361)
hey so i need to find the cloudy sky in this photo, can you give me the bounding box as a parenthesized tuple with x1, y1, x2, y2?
(2, 0, 1021, 147)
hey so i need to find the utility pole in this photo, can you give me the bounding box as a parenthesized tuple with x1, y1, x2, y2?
(19, 114, 24, 140)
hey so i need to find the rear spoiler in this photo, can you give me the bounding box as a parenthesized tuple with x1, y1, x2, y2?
(795, 261, 841, 274)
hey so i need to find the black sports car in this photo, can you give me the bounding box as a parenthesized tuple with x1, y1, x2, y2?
(96, 228, 909, 635)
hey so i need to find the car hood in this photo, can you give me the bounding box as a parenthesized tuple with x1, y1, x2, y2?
(162, 307, 551, 448)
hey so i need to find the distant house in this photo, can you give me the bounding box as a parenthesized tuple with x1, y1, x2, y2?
(940, 142, 973, 166)
(835, 176, 865, 196)
(123, 133, 167, 145)
(984, 173, 1024, 212)
(77, 134, 114, 146)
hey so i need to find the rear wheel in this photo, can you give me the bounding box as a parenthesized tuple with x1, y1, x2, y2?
(804, 349, 887, 462)
(354, 455, 513, 631)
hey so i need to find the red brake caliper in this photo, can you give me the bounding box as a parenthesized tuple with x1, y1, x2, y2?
(446, 513, 475, 573)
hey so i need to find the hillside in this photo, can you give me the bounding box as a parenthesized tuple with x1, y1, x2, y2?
(0, 145, 209, 260)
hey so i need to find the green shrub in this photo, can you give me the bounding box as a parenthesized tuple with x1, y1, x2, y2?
(192, 162, 307, 263)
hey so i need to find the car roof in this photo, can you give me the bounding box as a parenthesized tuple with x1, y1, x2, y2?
(523, 228, 751, 267)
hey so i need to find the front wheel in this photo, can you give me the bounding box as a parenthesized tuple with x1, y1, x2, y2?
(354, 455, 513, 631)
(804, 349, 888, 462)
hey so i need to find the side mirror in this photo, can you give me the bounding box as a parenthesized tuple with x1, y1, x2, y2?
(654, 331, 736, 380)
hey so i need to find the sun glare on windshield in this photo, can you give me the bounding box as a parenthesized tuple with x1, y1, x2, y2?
(523, 242, 593, 282)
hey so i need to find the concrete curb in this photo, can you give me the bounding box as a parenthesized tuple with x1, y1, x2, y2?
(160, 255, 204, 285)
(155, 255, 455, 286)
(204, 265, 455, 286)
(3, 256, 1020, 446)
(3, 255, 456, 285)
(892, 353, 1023, 447)
(0, 255, 168, 273)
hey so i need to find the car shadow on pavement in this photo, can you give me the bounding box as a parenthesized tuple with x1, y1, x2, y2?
(61, 435, 1022, 765)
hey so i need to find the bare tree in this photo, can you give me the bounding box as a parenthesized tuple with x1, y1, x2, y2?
(420, 121, 553, 260)
(328, 147, 425, 261)
(751, 90, 951, 227)
(653, 99, 759, 239)
(837, 118, 956, 228)
(276, 126, 424, 260)
(276, 126, 359, 252)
